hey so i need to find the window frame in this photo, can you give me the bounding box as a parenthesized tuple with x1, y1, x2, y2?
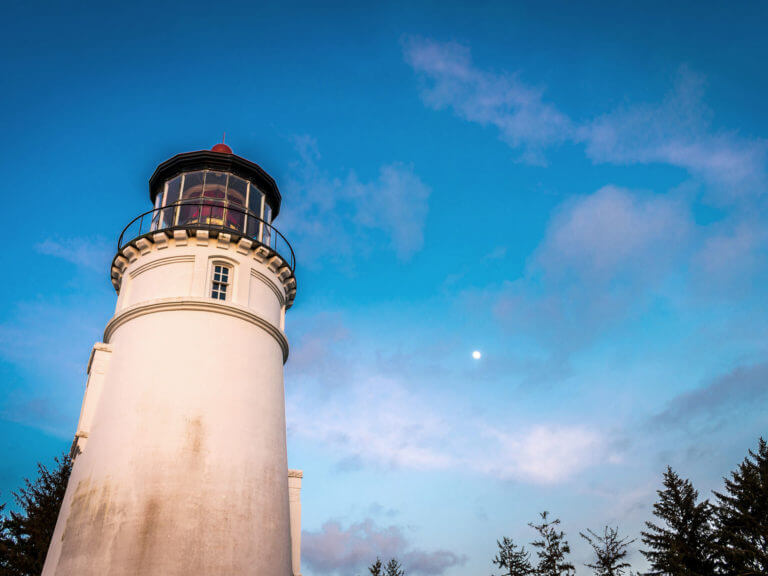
(210, 262, 232, 301)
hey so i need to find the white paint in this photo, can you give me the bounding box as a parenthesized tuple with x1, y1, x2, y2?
(288, 470, 303, 576)
(43, 230, 300, 576)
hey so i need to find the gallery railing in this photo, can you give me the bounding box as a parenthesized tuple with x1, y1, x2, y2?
(116, 200, 295, 271)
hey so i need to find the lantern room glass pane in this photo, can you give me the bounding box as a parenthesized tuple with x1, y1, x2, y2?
(160, 175, 182, 229)
(247, 185, 264, 238)
(203, 171, 227, 199)
(262, 203, 273, 247)
(179, 171, 204, 225)
(201, 171, 226, 225)
(226, 176, 247, 232)
(181, 171, 204, 200)
(150, 189, 163, 231)
(228, 176, 247, 205)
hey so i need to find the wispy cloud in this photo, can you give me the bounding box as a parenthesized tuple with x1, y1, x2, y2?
(35, 236, 113, 271)
(582, 68, 768, 199)
(533, 185, 690, 282)
(280, 136, 430, 264)
(403, 38, 768, 195)
(0, 298, 110, 435)
(303, 518, 467, 576)
(286, 315, 617, 484)
(289, 378, 456, 472)
(285, 311, 352, 392)
(403, 37, 572, 164)
(652, 362, 768, 431)
(692, 221, 768, 292)
(480, 424, 609, 484)
(493, 185, 690, 355)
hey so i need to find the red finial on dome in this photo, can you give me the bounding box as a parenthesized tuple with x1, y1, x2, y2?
(212, 132, 232, 154)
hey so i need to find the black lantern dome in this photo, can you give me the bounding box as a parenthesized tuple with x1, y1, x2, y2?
(148, 144, 282, 219)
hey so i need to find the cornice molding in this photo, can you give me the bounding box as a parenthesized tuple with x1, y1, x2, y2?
(103, 298, 290, 362)
(111, 229, 297, 309)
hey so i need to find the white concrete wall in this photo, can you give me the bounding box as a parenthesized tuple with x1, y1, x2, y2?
(43, 233, 295, 576)
(288, 470, 303, 576)
(71, 343, 113, 456)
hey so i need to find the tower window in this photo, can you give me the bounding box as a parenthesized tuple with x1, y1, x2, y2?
(211, 264, 231, 300)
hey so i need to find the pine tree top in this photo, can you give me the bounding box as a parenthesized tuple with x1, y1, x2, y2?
(580, 526, 635, 576)
(384, 557, 405, 576)
(369, 557, 384, 576)
(641, 466, 715, 576)
(492, 536, 533, 576)
(529, 511, 575, 576)
(713, 437, 768, 575)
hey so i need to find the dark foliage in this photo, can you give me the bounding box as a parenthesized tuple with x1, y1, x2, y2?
(529, 511, 575, 576)
(385, 557, 405, 576)
(369, 557, 384, 576)
(492, 536, 533, 576)
(0, 453, 71, 576)
(0, 503, 11, 574)
(641, 467, 715, 576)
(713, 437, 768, 576)
(580, 526, 635, 576)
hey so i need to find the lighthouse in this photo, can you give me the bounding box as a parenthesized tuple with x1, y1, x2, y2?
(42, 144, 302, 576)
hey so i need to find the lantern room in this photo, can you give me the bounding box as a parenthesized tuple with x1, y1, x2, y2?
(111, 143, 295, 276)
(146, 144, 283, 247)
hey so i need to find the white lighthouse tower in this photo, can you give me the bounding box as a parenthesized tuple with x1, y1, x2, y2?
(42, 143, 302, 576)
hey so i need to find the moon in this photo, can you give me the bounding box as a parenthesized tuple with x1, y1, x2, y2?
(472, 350, 482, 360)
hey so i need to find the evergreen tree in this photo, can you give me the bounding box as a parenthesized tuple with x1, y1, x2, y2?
(0, 502, 12, 575)
(1, 453, 72, 576)
(641, 466, 715, 576)
(385, 557, 405, 576)
(492, 536, 533, 576)
(529, 511, 575, 576)
(713, 437, 768, 576)
(579, 526, 634, 576)
(369, 557, 384, 576)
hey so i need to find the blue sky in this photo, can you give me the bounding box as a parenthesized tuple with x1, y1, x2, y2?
(1, 1, 767, 573)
